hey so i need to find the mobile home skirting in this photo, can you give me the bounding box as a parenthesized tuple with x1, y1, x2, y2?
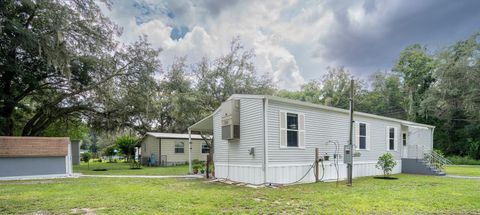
(215, 160, 402, 184)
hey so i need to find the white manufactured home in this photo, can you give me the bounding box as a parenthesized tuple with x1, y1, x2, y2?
(189, 94, 442, 185)
(139, 132, 210, 166)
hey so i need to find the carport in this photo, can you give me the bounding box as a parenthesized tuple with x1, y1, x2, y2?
(188, 113, 214, 174)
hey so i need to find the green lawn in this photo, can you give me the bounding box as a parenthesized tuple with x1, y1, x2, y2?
(1, 174, 479, 214)
(445, 165, 480, 176)
(74, 162, 189, 176)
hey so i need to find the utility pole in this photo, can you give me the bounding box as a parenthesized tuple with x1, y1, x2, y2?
(347, 79, 354, 186)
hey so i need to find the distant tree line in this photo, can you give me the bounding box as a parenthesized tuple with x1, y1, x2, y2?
(1, 0, 478, 158)
(278, 34, 480, 158)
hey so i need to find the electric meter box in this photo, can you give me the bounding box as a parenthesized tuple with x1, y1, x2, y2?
(344, 145, 353, 164)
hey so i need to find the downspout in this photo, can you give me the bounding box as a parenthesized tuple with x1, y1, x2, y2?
(188, 128, 192, 174)
(158, 138, 162, 166)
(263, 98, 269, 184)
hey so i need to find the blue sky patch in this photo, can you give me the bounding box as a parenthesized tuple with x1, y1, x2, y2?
(170, 26, 189, 40)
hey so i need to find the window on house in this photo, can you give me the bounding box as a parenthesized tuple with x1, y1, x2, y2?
(402, 133, 407, 146)
(359, 123, 367, 149)
(175, 141, 184, 154)
(389, 127, 395, 150)
(201, 143, 210, 154)
(286, 113, 298, 147)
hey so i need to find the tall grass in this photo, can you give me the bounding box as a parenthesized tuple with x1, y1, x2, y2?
(447, 156, 480, 165)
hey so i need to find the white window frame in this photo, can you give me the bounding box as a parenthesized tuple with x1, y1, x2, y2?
(175, 141, 185, 154)
(279, 110, 305, 149)
(201, 143, 210, 154)
(386, 126, 397, 151)
(355, 121, 370, 150)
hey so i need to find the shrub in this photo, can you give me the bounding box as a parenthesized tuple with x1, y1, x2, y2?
(467, 139, 480, 160)
(447, 155, 480, 165)
(81, 152, 92, 163)
(103, 145, 117, 157)
(376, 153, 397, 177)
(192, 163, 203, 173)
(192, 159, 204, 165)
(130, 159, 142, 169)
(115, 135, 137, 162)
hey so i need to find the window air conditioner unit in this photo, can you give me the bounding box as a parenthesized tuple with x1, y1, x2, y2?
(221, 99, 240, 140)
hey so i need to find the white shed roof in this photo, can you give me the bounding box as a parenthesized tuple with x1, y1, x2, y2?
(145, 132, 205, 140)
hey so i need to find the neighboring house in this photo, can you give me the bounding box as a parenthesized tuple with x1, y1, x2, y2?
(189, 94, 440, 185)
(139, 132, 209, 166)
(0, 136, 73, 180)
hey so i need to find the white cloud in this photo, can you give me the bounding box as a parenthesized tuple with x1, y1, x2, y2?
(98, 0, 480, 90)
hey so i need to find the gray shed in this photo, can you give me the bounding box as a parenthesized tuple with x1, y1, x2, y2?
(0, 136, 73, 179)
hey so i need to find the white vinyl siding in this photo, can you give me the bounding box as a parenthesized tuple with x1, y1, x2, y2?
(268, 100, 402, 164)
(213, 98, 265, 165)
(140, 137, 207, 163)
(408, 126, 433, 153)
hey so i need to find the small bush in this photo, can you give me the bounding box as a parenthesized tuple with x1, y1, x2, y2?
(376, 152, 397, 177)
(192, 163, 203, 172)
(115, 135, 137, 162)
(447, 156, 480, 165)
(467, 139, 480, 160)
(192, 159, 204, 165)
(81, 152, 92, 163)
(130, 159, 142, 169)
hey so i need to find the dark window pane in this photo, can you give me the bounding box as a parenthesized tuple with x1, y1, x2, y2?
(175, 142, 184, 154)
(359, 136, 366, 149)
(202, 144, 210, 154)
(389, 128, 395, 138)
(287, 130, 298, 147)
(402, 133, 407, 146)
(287, 113, 298, 130)
(389, 139, 394, 150)
(360, 123, 366, 136)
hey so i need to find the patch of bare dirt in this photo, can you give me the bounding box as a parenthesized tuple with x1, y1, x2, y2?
(70, 208, 105, 215)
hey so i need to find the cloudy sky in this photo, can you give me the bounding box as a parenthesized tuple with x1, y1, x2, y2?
(98, 0, 480, 90)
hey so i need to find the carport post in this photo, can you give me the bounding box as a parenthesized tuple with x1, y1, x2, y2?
(188, 128, 192, 174)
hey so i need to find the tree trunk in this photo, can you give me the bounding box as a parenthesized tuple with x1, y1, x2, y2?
(408, 88, 415, 121)
(0, 50, 16, 136)
(1, 104, 15, 136)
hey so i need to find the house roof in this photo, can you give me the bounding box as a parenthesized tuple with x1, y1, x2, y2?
(145, 132, 205, 140)
(228, 94, 435, 129)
